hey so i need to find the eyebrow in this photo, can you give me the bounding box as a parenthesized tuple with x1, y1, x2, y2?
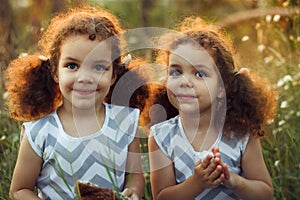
(61, 56, 111, 64)
(169, 63, 213, 72)
(61, 57, 80, 62)
(193, 64, 212, 71)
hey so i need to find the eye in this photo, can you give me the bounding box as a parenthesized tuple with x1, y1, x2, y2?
(195, 71, 208, 78)
(94, 64, 107, 72)
(169, 69, 181, 76)
(66, 63, 78, 70)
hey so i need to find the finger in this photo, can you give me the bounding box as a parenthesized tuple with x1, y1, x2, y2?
(205, 159, 220, 175)
(213, 156, 221, 165)
(212, 146, 220, 154)
(209, 164, 223, 180)
(130, 193, 139, 200)
(195, 159, 202, 166)
(211, 175, 224, 187)
(122, 188, 132, 197)
(201, 154, 213, 168)
(223, 164, 230, 179)
(213, 152, 221, 159)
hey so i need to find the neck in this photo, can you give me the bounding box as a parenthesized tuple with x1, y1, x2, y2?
(57, 103, 105, 137)
(179, 110, 220, 151)
(180, 111, 212, 135)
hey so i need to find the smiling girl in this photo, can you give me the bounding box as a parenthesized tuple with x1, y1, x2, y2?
(6, 5, 145, 200)
(149, 17, 276, 200)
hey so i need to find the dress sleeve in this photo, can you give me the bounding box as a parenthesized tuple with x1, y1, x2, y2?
(23, 121, 44, 158)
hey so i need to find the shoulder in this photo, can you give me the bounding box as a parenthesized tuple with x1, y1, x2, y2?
(150, 116, 179, 137)
(23, 111, 58, 135)
(150, 116, 180, 146)
(104, 103, 140, 136)
(105, 103, 140, 117)
(22, 111, 59, 157)
(220, 131, 250, 153)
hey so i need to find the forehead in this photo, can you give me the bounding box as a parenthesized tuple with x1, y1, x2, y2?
(169, 43, 216, 68)
(60, 35, 112, 61)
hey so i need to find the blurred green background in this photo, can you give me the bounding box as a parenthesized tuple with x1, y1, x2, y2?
(1, 0, 299, 199)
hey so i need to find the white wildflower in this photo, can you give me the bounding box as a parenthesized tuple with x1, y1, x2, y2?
(278, 120, 285, 126)
(274, 160, 280, 167)
(277, 79, 284, 87)
(296, 111, 300, 117)
(19, 52, 28, 58)
(273, 15, 281, 22)
(241, 35, 249, 42)
(266, 15, 272, 23)
(264, 56, 273, 64)
(257, 44, 266, 52)
(289, 110, 295, 116)
(2, 91, 8, 99)
(280, 101, 288, 108)
(283, 85, 289, 90)
(0, 135, 6, 141)
(283, 75, 293, 82)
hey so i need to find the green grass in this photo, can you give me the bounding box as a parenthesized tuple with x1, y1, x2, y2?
(0, 111, 20, 199)
(1, 73, 299, 199)
(1, 10, 299, 200)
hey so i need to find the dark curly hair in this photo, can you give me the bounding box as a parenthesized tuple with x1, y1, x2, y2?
(154, 17, 277, 137)
(5, 5, 150, 122)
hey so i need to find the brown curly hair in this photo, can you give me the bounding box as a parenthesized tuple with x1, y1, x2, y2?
(154, 17, 277, 137)
(5, 5, 150, 122)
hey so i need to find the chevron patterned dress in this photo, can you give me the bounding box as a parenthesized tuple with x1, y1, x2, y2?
(23, 103, 140, 199)
(151, 116, 249, 200)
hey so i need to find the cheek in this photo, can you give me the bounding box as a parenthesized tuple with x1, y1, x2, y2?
(97, 75, 114, 89)
(166, 78, 177, 90)
(166, 88, 179, 109)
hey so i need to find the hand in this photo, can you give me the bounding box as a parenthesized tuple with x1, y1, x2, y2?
(122, 188, 139, 200)
(211, 147, 237, 189)
(193, 153, 224, 189)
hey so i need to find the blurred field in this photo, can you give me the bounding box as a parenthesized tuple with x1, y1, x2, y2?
(1, 1, 299, 199)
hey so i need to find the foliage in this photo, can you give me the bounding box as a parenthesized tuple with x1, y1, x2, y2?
(0, 111, 19, 199)
(0, 0, 299, 199)
(263, 71, 300, 200)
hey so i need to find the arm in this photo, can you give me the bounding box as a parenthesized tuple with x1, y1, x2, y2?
(9, 127, 43, 200)
(148, 134, 224, 200)
(220, 136, 274, 200)
(123, 133, 145, 200)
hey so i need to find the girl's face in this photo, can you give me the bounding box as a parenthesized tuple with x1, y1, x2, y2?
(56, 35, 115, 110)
(167, 43, 224, 116)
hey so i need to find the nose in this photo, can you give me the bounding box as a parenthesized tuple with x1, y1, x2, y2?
(179, 75, 193, 88)
(76, 67, 94, 83)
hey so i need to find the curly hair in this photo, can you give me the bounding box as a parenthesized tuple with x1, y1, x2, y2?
(154, 16, 277, 137)
(5, 5, 144, 122)
(105, 57, 155, 127)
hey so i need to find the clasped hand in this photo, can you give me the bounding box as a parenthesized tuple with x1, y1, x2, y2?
(193, 147, 235, 190)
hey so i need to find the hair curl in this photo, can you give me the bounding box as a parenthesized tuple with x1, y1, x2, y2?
(154, 16, 277, 137)
(5, 5, 128, 121)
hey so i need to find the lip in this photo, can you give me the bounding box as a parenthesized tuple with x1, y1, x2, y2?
(175, 94, 197, 101)
(73, 89, 97, 96)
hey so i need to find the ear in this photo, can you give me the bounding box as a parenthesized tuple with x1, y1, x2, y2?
(110, 74, 117, 86)
(53, 74, 59, 83)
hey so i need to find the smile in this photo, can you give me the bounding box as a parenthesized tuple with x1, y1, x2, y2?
(73, 89, 97, 96)
(175, 94, 197, 101)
